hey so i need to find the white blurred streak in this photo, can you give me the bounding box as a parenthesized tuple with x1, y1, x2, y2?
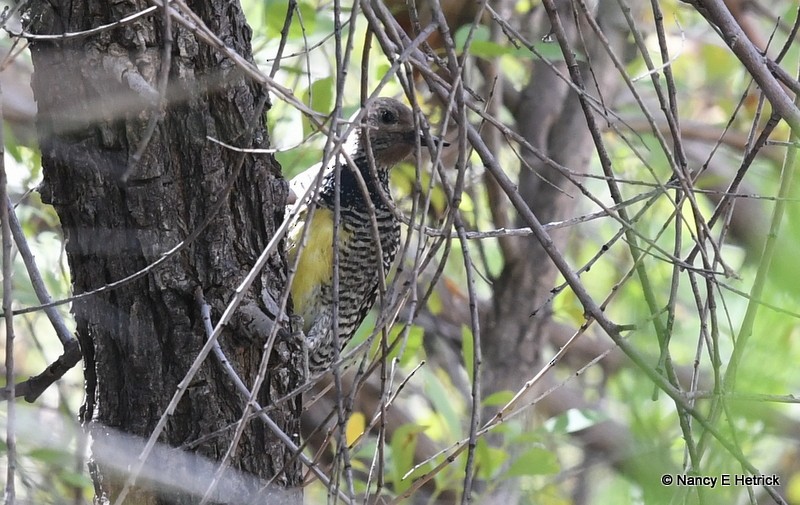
(0, 404, 302, 504)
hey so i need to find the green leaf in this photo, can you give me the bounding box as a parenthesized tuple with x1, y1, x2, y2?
(423, 369, 461, 439)
(263, 0, 317, 39)
(458, 191, 474, 213)
(58, 470, 93, 489)
(452, 24, 571, 61)
(530, 41, 567, 61)
(469, 40, 517, 58)
(543, 408, 603, 434)
(275, 148, 322, 180)
(390, 423, 425, 492)
(293, 1, 318, 37)
(475, 438, 509, 480)
(454, 25, 515, 59)
(454, 25, 489, 51)
(351, 311, 377, 347)
(308, 76, 333, 113)
(28, 447, 72, 466)
(482, 390, 514, 408)
(509, 430, 544, 445)
(387, 324, 425, 367)
(429, 184, 449, 214)
(505, 446, 560, 477)
(426, 290, 443, 316)
(302, 76, 334, 135)
(5, 129, 23, 163)
(401, 325, 425, 367)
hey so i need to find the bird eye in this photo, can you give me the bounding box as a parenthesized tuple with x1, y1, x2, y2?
(379, 109, 397, 124)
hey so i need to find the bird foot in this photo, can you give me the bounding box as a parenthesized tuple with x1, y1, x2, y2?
(289, 315, 311, 380)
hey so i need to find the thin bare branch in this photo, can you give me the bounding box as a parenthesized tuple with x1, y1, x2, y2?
(7, 6, 158, 41)
(1, 75, 17, 504)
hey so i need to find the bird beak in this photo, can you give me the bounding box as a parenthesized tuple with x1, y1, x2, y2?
(420, 134, 450, 148)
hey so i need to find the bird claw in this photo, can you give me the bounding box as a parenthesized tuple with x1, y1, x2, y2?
(289, 314, 305, 341)
(289, 315, 311, 380)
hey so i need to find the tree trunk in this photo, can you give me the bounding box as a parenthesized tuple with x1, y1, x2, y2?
(24, 1, 301, 503)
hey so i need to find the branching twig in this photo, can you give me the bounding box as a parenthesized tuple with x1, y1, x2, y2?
(5, 198, 74, 346)
(1, 76, 18, 504)
(683, 0, 800, 132)
(1, 340, 81, 403)
(7, 6, 158, 41)
(193, 289, 352, 505)
(0, 198, 82, 402)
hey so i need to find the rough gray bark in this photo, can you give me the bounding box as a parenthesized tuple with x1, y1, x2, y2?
(24, 1, 302, 503)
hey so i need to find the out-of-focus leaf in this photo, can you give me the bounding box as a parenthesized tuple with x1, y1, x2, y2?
(482, 390, 514, 408)
(475, 438, 509, 480)
(543, 408, 603, 435)
(58, 470, 93, 489)
(458, 191, 475, 213)
(263, 0, 317, 39)
(454, 25, 517, 59)
(346, 411, 366, 446)
(390, 423, 425, 492)
(28, 447, 72, 466)
(302, 76, 333, 135)
(427, 290, 443, 316)
(505, 446, 560, 477)
(453, 24, 572, 61)
(387, 324, 425, 367)
(530, 41, 570, 61)
(6, 129, 24, 163)
(423, 368, 461, 440)
(786, 472, 800, 505)
(275, 149, 322, 180)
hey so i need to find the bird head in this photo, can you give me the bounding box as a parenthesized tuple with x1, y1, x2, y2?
(356, 97, 446, 168)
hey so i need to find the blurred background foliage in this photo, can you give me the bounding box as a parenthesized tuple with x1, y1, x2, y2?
(3, 0, 800, 503)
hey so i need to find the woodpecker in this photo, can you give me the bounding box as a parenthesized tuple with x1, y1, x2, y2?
(287, 97, 443, 373)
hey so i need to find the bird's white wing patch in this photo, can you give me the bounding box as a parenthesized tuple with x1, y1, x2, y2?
(287, 162, 328, 205)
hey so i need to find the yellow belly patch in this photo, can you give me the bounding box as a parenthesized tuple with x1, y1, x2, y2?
(288, 207, 351, 324)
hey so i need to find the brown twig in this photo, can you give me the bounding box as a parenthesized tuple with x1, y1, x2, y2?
(0, 195, 82, 406)
(5, 199, 75, 345)
(192, 288, 352, 504)
(683, 0, 800, 131)
(1, 75, 18, 503)
(2, 340, 81, 403)
(7, 6, 158, 41)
